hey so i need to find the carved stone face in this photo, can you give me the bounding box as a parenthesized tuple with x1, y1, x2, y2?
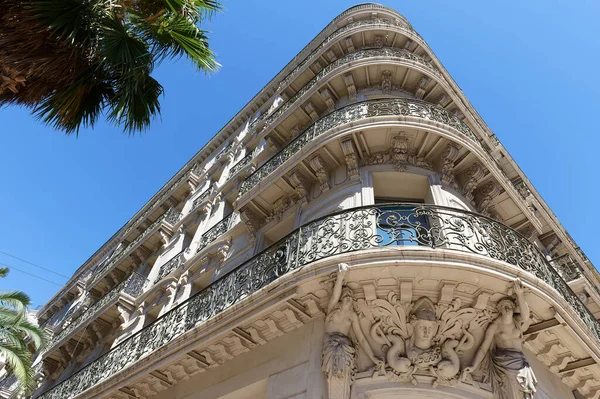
(341, 294, 353, 310)
(497, 298, 516, 316)
(413, 319, 437, 349)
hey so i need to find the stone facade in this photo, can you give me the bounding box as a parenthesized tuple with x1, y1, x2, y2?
(28, 4, 600, 399)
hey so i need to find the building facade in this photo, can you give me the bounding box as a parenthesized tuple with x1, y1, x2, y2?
(29, 4, 600, 399)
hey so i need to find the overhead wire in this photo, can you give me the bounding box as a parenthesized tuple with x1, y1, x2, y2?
(0, 250, 70, 279)
(0, 262, 64, 287)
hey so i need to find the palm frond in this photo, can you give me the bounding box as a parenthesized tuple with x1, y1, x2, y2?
(0, 339, 34, 394)
(8, 319, 46, 350)
(134, 14, 218, 71)
(107, 71, 163, 133)
(0, 291, 30, 311)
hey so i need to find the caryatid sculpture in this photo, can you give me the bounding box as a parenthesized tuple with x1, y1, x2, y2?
(463, 278, 537, 398)
(322, 263, 383, 399)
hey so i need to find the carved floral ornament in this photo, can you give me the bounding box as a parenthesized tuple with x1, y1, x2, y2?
(322, 264, 537, 399)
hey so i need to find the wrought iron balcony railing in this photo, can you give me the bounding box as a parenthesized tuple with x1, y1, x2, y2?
(45, 272, 148, 353)
(191, 188, 213, 212)
(196, 214, 233, 253)
(37, 204, 600, 399)
(239, 97, 477, 197)
(154, 252, 185, 284)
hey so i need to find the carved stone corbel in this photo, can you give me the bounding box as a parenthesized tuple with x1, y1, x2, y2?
(415, 76, 429, 100)
(303, 101, 319, 121)
(341, 139, 359, 179)
(437, 93, 450, 107)
(391, 133, 409, 171)
(345, 37, 355, 53)
(319, 88, 336, 112)
(343, 73, 357, 101)
(381, 70, 393, 94)
(239, 207, 264, 240)
(325, 50, 337, 62)
(461, 163, 484, 205)
(476, 182, 503, 218)
(288, 171, 310, 205)
(216, 238, 232, 265)
(310, 155, 330, 192)
(440, 143, 460, 189)
(374, 34, 386, 48)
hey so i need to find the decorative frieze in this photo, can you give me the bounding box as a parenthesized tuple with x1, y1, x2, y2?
(279, 17, 414, 90)
(250, 47, 441, 135)
(361, 133, 432, 172)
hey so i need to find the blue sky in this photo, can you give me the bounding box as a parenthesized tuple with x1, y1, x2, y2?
(1, 0, 598, 309)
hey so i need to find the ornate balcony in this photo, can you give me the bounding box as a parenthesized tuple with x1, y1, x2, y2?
(153, 252, 185, 284)
(36, 204, 600, 399)
(278, 17, 416, 91)
(250, 47, 441, 135)
(89, 207, 181, 287)
(44, 272, 148, 355)
(196, 213, 233, 253)
(239, 97, 477, 197)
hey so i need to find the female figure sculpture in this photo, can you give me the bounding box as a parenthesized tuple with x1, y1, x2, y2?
(463, 278, 537, 398)
(322, 263, 383, 399)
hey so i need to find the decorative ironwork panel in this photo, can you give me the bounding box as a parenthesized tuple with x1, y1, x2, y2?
(215, 141, 234, 161)
(240, 98, 476, 196)
(153, 252, 185, 284)
(191, 188, 212, 211)
(163, 207, 181, 225)
(196, 214, 233, 253)
(122, 272, 149, 298)
(229, 148, 259, 176)
(37, 204, 599, 399)
(551, 254, 583, 282)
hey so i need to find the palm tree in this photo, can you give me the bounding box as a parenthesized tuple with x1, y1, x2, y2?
(0, 267, 46, 395)
(0, 0, 220, 134)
